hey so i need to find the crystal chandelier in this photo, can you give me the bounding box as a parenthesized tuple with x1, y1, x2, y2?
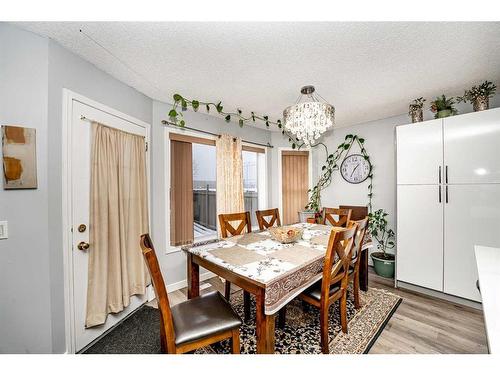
(283, 85, 335, 146)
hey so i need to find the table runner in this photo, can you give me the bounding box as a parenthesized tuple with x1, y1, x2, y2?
(183, 223, 372, 315)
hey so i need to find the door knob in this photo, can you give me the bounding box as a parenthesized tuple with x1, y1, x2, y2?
(77, 241, 90, 251)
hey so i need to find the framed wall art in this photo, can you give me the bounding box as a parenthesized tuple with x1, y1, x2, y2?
(2, 125, 37, 189)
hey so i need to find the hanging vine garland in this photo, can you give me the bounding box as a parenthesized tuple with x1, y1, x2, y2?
(165, 93, 374, 212)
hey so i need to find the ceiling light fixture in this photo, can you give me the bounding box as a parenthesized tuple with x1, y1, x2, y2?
(283, 85, 335, 146)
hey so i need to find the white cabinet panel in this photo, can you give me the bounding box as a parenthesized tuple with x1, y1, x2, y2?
(397, 185, 443, 291)
(396, 119, 443, 185)
(444, 184, 500, 302)
(444, 108, 500, 184)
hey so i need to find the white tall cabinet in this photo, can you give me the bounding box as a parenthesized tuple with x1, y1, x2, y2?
(396, 108, 500, 302)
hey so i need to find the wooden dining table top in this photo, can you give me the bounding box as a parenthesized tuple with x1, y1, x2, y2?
(183, 223, 373, 315)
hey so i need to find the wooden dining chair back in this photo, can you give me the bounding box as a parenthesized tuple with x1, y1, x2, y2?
(322, 224, 358, 291)
(298, 224, 357, 353)
(255, 208, 281, 230)
(140, 234, 178, 353)
(339, 205, 368, 221)
(322, 207, 352, 227)
(140, 234, 242, 354)
(217, 212, 252, 318)
(347, 217, 368, 309)
(218, 211, 252, 238)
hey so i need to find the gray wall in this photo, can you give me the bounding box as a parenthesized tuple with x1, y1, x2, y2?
(0, 24, 52, 353)
(151, 100, 272, 285)
(0, 23, 153, 353)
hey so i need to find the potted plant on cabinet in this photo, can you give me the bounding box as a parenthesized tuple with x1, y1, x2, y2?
(408, 97, 426, 123)
(430, 95, 458, 119)
(456, 80, 497, 112)
(368, 209, 396, 278)
(301, 191, 322, 223)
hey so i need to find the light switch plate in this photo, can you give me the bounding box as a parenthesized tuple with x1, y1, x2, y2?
(0, 221, 8, 239)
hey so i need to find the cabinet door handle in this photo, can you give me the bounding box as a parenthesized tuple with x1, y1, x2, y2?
(438, 185, 441, 203)
(438, 166, 442, 184)
(445, 165, 448, 184)
(445, 185, 449, 203)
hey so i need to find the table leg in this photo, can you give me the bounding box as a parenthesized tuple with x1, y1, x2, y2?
(255, 289, 275, 354)
(359, 248, 369, 292)
(187, 253, 199, 299)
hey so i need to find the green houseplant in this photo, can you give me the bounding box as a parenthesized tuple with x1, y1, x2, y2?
(456, 80, 497, 112)
(368, 209, 396, 278)
(430, 95, 458, 119)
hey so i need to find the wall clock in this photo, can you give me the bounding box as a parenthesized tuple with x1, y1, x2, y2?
(340, 154, 371, 184)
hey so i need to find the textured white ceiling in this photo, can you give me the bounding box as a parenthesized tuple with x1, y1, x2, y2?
(16, 22, 500, 129)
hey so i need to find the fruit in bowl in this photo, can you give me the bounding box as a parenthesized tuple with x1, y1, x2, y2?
(269, 226, 303, 244)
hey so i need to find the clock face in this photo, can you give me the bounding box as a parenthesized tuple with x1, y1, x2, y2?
(340, 154, 371, 184)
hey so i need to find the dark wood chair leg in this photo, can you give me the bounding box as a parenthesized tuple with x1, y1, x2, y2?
(225, 281, 231, 301)
(340, 292, 348, 334)
(243, 291, 251, 321)
(353, 273, 361, 309)
(359, 249, 368, 292)
(278, 306, 286, 329)
(319, 303, 330, 354)
(231, 329, 240, 354)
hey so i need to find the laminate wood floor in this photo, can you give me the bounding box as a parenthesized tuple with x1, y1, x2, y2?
(156, 267, 488, 354)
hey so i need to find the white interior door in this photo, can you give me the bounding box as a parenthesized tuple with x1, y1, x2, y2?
(444, 108, 500, 184)
(443, 184, 500, 302)
(71, 100, 150, 352)
(397, 185, 443, 291)
(396, 119, 443, 185)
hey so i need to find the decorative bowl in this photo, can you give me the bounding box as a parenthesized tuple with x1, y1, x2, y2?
(268, 226, 303, 244)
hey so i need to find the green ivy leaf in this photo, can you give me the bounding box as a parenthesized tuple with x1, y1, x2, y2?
(225, 114, 231, 122)
(359, 138, 365, 143)
(343, 144, 350, 150)
(251, 112, 256, 122)
(168, 109, 178, 118)
(292, 143, 296, 149)
(239, 119, 244, 127)
(192, 100, 199, 111)
(345, 134, 353, 140)
(181, 99, 187, 110)
(216, 102, 223, 113)
(173, 93, 182, 102)
(237, 108, 242, 115)
(266, 121, 269, 128)
(179, 120, 186, 127)
(322, 166, 326, 170)
(206, 104, 210, 112)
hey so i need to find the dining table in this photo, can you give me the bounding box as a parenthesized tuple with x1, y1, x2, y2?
(182, 222, 373, 354)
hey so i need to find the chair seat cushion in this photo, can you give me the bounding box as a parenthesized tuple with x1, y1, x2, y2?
(302, 281, 341, 301)
(171, 291, 242, 346)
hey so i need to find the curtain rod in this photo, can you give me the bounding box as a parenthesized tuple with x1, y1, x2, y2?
(161, 120, 274, 149)
(80, 115, 147, 140)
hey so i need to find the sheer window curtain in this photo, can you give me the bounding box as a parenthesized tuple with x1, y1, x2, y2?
(86, 122, 150, 328)
(216, 134, 244, 234)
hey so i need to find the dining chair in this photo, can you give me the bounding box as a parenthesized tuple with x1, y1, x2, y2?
(140, 234, 242, 354)
(340, 205, 369, 291)
(255, 208, 281, 230)
(322, 207, 352, 227)
(218, 211, 252, 320)
(298, 224, 357, 354)
(347, 217, 369, 309)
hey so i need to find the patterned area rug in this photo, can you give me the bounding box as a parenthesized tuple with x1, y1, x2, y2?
(83, 287, 401, 354)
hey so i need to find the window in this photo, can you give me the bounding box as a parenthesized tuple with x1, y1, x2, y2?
(169, 133, 217, 246)
(242, 146, 267, 228)
(169, 133, 267, 247)
(192, 143, 217, 241)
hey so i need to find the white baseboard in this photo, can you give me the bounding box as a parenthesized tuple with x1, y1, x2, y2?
(396, 280, 483, 310)
(166, 271, 217, 292)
